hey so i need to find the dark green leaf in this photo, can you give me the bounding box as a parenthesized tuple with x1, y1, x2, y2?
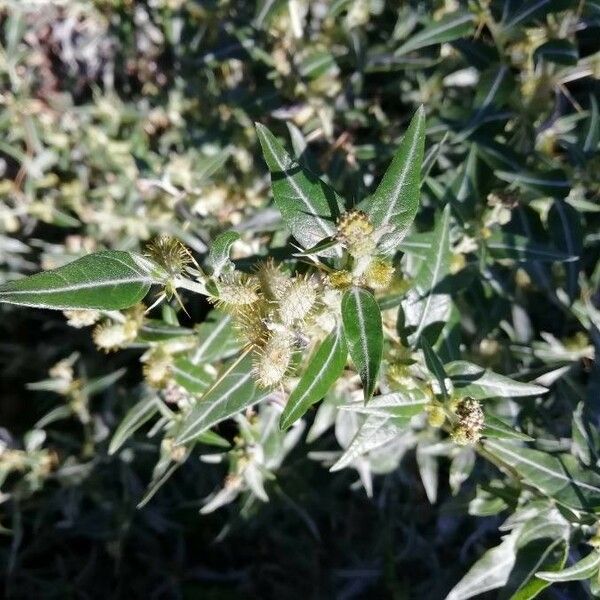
(280, 325, 347, 430)
(342, 287, 383, 402)
(0, 250, 160, 310)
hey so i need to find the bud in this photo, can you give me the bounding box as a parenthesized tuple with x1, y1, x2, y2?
(63, 309, 101, 328)
(451, 398, 484, 445)
(328, 270, 353, 290)
(278, 276, 317, 326)
(257, 258, 291, 300)
(93, 322, 129, 352)
(253, 331, 294, 388)
(426, 404, 446, 428)
(336, 210, 376, 258)
(212, 273, 260, 310)
(142, 347, 173, 389)
(145, 235, 193, 276)
(364, 257, 394, 290)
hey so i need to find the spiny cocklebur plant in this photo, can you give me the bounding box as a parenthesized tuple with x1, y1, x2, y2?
(1, 104, 600, 597)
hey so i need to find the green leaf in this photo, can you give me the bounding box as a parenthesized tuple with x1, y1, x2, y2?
(446, 531, 519, 600)
(483, 413, 534, 442)
(537, 550, 600, 582)
(191, 311, 240, 364)
(495, 168, 570, 198)
(548, 199, 583, 302)
(484, 440, 600, 512)
(534, 39, 579, 65)
(255, 123, 343, 253)
(137, 320, 194, 342)
(0, 250, 160, 310)
(421, 337, 448, 398)
(171, 357, 214, 394)
(500, 514, 569, 600)
(207, 230, 240, 278)
(487, 232, 577, 263)
(339, 388, 429, 418)
(446, 361, 547, 399)
(108, 396, 160, 455)
(365, 107, 425, 253)
(395, 12, 474, 56)
(330, 415, 408, 472)
(404, 204, 452, 345)
(342, 287, 383, 402)
(279, 325, 347, 430)
(175, 353, 268, 444)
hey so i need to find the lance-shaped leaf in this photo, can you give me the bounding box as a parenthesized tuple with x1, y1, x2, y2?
(395, 12, 474, 56)
(330, 415, 408, 472)
(446, 531, 519, 600)
(175, 353, 268, 444)
(537, 551, 600, 582)
(499, 514, 569, 599)
(342, 287, 383, 402)
(279, 325, 347, 430)
(487, 232, 577, 263)
(0, 250, 160, 310)
(191, 311, 239, 364)
(484, 440, 600, 512)
(365, 107, 425, 254)
(339, 388, 429, 418)
(548, 199, 582, 302)
(206, 230, 240, 278)
(255, 123, 343, 252)
(109, 396, 160, 455)
(171, 357, 214, 394)
(482, 412, 534, 442)
(446, 361, 547, 399)
(421, 337, 448, 398)
(404, 204, 452, 345)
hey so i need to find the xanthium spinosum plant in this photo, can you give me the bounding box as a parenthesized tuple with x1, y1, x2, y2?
(2, 107, 600, 596)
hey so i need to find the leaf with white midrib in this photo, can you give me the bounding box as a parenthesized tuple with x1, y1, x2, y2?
(395, 11, 474, 56)
(175, 353, 267, 444)
(256, 123, 342, 254)
(280, 325, 347, 430)
(484, 440, 600, 511)
(445, 531, 519, 600)
(330, 415, 408, 472)
(408, 204, 451, 344)
(366, 107, 425, 253)
(0, 250, 160, 310)
(342, 287, 383, 403)
(109, 396, 160, 455)
(446, 361, 547, 399)
(537, 551, 600, 582)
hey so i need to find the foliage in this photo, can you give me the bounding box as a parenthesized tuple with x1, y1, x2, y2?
(0, 0, 599, 597)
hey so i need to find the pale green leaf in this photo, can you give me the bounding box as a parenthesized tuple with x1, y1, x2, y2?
(109, 396, 160, 455)
(330, 415, 407, 472)
(484, 440, 600, 512)
(404, 204, 452, 345)
(446, 531, 519, 600)
(483, 413, 534, 442)
(207, 230, 240, 278)
(339, 388, 429, 418)
(537, 550, 600, 582)
(446, 361, 547, 399)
